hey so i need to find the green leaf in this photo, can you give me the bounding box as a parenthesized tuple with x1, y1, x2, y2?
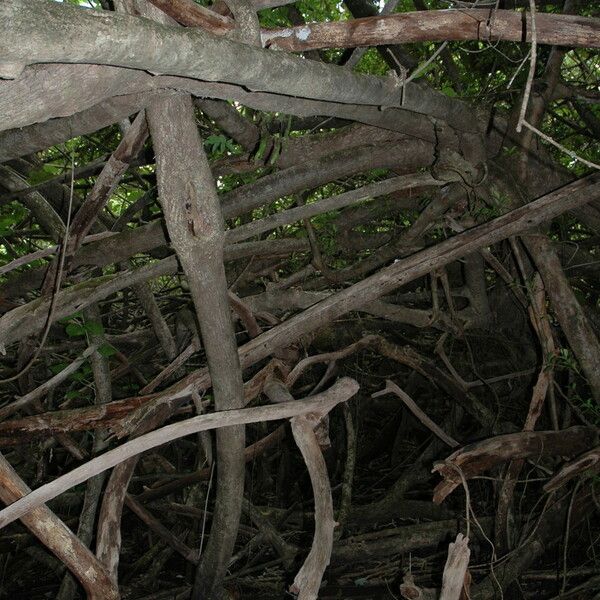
(65, 323, 86, 337)
(269, 137, 282, 166)
(28, 164, 58, 185)
(98, 343, 117, 357)
(441, 85, 457, 97)
(254, 135, 269, 161)
(85, 321, 104, 336)
(49, 362, 68, 375)
(204, 134, 230, 154)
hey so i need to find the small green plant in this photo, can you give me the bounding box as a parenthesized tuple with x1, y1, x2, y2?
(204, 134, 237, 155)
(62, 314, 116, 357)
(547, 347, 581, 374)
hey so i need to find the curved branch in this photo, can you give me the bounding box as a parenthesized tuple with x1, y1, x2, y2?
(0, 378, 359, 530)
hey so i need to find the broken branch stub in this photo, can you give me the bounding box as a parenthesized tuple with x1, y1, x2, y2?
(439, 533, 471, 600)
(432, 426, 600, 504)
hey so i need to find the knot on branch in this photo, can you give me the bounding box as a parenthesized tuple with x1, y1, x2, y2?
(431, 150, 486, 187)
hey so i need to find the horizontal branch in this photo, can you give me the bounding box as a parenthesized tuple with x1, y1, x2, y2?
(0, 63, 470, 152)
(0, 92, 149, 162)
(263, 9, 600, 52)
(0, 0, 402, 109)
(0, 236, 313, 347)
(432, 426, 600, 504)
(0, 377, 359, 529)
(226, 173, 445, 244)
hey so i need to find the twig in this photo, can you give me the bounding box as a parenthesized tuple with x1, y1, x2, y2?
(516, 0, 537, 133)
(561, 480, 581, 594)
(519, 120, 600, 170)
(373, 379, 459, 448)
(406, 41, 449, 86)
(125, 494, 199, 564)
(198, 462, 215, 559)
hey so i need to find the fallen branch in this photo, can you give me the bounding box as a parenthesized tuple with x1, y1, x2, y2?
(432, 426, 599, 504)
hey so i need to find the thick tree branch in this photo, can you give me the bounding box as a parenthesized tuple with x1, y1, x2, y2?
(0, 0, 404, 109)
(263, 10, 600, 52)
(146, 91, 246, 600)
(0, 454, 119, 599)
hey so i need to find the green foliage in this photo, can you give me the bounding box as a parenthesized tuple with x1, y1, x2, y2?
(49, 361, 69, 375)
(296, 0, 350, 23)
(98, 343, 117, 357)
(547, 348, 581, 374)
(257, 6, 293, 28)
(354, 48, 389, 76)
(204, 134, 237, 155)
(65, 322, 86, 337)
(28, 163, 62, 185)
(64, 318, 104, 338)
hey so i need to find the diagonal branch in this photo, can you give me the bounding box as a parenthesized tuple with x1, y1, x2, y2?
(0, 453, 119, 599)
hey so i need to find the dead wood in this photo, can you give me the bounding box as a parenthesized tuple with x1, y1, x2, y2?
(439, 533, 470, 600)
(290, 413, 336, 600)
(1, 2, 599, 597)
(433, 426, 599, 504)
(544, 445, 600, 492)
(0, 453, 119, 599)
(0, 378, 359, 529)
(263, 10, 600, 52)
